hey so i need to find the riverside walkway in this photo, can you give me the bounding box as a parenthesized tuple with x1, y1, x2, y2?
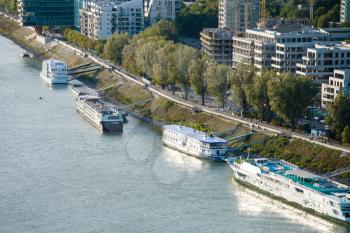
(52, 40, 350, 154)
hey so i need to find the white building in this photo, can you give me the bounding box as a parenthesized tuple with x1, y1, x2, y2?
(321, 69, 350, 108)
(341, 0, 350, 23)
(218, 0, 259, 32)
(144, 0, 182, 25)
(232, 24, 350, 74)
(80, 0, 144, 40)
(297, 43, 350, 80)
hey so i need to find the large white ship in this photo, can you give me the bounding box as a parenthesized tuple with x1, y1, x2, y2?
(227, 157, 350, 222)
(76, 95, 123, 133)
(162, 125, 227, 161)
(40, 59, 68, 84)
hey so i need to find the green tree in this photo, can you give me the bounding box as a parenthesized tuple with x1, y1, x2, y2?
(207, 63, 231, 108)
(342, 125, 350, 144)
(136, 20, 178, 41)
(268, 74, 318, 129)
(154, 42, 178, 94)
(246, 70, 274, 122)
(94, 40, 105, 56)
(189, 55, 209, 105)
(231, 63, 255, 117)
(103, 33, 130, 64)
(176, 0, 218, 38)
(326, 93, 350, 140)
(174, 45, 199, 100)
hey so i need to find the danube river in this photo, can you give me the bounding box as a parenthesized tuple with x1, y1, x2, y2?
(0, 36, 348, 233)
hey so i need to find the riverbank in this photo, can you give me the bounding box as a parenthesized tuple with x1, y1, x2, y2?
(1, 15, 350, 179)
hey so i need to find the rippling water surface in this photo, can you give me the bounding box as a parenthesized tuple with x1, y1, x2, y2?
(0, 36, 348, 233)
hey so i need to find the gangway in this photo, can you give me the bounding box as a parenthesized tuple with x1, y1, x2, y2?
(69, 62, 92, 71)
(68, 65, 102, 76)
(324, 166, 350, 178)
(119, 98, 154, 109)
(226, 132, 255, 142)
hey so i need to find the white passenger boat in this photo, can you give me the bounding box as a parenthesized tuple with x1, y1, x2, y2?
(162, 125, 227, 161)
(76, 95, 123, 133)
(40, 59, 68, 84)
(227, 157, 350, 222)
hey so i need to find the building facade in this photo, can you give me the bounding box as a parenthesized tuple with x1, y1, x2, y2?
(297, 43, 350, 80)
(80, 0, 144, 40)
(18, 0, 74, 27)
(144, 0, 182, 25)
(321, 69, 350, 108)
(232, 25, 350, 74)
(341, 0, 350, 23)
(200, 28, 235, 65)
(218, 0, 259, 32)
(74, 0, 84, 28)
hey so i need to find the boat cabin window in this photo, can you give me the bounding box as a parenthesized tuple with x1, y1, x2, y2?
(295, 187, 304, 193)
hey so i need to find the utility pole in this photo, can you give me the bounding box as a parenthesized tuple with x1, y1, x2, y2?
(310, 0, 314, 21)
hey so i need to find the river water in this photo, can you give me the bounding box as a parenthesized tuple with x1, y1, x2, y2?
(0, 35, 348, 233)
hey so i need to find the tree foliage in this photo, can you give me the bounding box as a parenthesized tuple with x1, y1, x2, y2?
(0, 0, 16, 13)
(174, 45, 199, 100)
(231, 64, 255, 117)
(176, 0, 218, 38)
(268, 74, 318, 129)
(342, 126, 350, 144)
(103, 33, 129, 64)
(326, 93, 350, 140)
(189, 55, 209, 105)
(246, 70, 273, 122)
(64, 29, 97, 50)
(206, 63, 231, 108)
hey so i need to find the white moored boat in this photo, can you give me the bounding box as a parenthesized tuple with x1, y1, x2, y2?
(162, 125, 227, 161)
(76, 95, 123, 133)
(227, 157, 350, 222)
(40, 59, 68, 84)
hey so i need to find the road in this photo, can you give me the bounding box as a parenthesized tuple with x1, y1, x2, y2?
(51, 41, 350, 154)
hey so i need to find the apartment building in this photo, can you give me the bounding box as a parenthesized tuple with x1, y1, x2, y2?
(18, 0, 74, 27)
(321, 69, 350, 108)
(80, 0, 144, 40)
(297, 43, 350, 80)
(144, 0, 182, 25)
(341, 0, 350, 23)
(218, 0, 259, 32)
(200, 28, 235, 65)
(232, 24, 350, 74)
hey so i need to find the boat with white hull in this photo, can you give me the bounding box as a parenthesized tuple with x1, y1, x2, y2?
(40, 59, 68, 84)
(76, 95, 123, 133)
(227, 157, 350, 222)
(162, 125, 227, 161)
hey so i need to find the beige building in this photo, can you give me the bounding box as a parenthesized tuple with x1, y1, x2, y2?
(200, 28, 235, 65)
(218, 0, 259, 32)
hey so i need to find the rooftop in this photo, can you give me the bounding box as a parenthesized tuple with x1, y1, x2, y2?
(163, 125, 227, 144)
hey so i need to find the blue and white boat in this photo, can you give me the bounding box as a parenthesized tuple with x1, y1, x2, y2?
(40, 59, 68, 84)
(162, 125, 227, 161)
(227, 157, 350, 222)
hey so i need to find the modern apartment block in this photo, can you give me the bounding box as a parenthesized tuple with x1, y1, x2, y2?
(144, 0, 182, 25)
(17, 0, 74, 27)
(297, 43, 350, 80)
(321, 69, 350, 108)
(74, 0, 84, 28)
(200, 28, 235, 65)
(80, 0, 144, 40)
(232, 24, 350, 74)
(341, 0, 350, 23)
(218, 0, 259, 32)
